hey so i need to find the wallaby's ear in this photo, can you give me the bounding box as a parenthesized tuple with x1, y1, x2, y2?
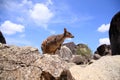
(64, 28, 67, 33)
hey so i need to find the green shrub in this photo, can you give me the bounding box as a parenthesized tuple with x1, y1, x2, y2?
(76, 44, 92, 57)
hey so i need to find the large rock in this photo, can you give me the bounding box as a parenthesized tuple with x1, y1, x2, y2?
(109, 11, 120, 55)
(63, 42, 77, 54)
(70, 55, 88, 65)
(56, 46, 72, 62)
(0, 31, 6, 44)
(93, 44, 111, 60)
(95, 44, 111, 56)
(0, 44, 73, 80)
(32, 54, 73, 80)
(0, 44, 41, 80)
(70, 56, 120, 80)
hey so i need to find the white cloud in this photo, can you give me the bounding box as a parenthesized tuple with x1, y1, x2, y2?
(29, 3, 54, 29)
(1, 0, 55, 34)
(0, 20, 25, 35)
(99, 38, 110, 45)
(97, 24, 110, 32)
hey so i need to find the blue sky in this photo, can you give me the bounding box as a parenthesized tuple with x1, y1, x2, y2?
(0, 0, 120, 53)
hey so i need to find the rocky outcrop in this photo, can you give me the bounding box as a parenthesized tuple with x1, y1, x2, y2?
(1, 43, 120, 80)
(70, 55, 120, 80)
(0, 44, 73, 80)
(63, 42, 92, 57)
(0, 31, 6, 44)
(56, 44, 91, 64)
(93, 44, 111, 60)
(63, 42, 92, 64)
(109, 11, 120, 55)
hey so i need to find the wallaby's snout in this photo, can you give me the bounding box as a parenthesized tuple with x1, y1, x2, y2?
(71, 35, 74, 38)
(71, 34, 74, 38)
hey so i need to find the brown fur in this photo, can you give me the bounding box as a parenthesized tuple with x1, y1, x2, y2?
(41, 28, 74, 54)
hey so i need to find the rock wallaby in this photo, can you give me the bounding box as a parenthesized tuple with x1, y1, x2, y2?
(109, 11, 120, 55)
(41, 28, 74, 54)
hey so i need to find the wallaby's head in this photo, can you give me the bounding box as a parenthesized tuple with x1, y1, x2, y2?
(64, 28, 74, 38)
